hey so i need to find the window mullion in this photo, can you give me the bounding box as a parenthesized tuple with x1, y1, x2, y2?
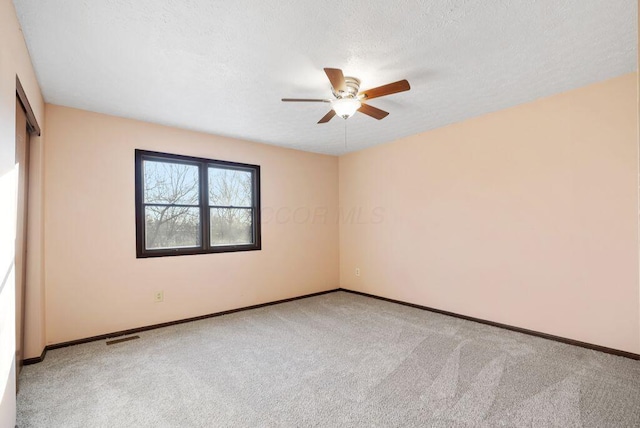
(201, 161, 210, 250)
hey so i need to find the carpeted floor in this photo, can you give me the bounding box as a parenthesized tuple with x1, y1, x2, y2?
(17, 291, 640, 427)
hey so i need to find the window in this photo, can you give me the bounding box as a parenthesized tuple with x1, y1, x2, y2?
(135, 150, 261, 257)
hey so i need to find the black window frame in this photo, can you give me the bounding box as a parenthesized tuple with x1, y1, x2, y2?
(135, 149, 261, 258)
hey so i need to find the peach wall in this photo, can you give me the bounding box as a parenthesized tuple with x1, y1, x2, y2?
(0, 0, 46, 425)
(339, 73, 640, 354)
(43, 104, 339, 345)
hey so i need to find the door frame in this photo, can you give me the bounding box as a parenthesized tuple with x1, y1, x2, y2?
(14, 75, 40, 389)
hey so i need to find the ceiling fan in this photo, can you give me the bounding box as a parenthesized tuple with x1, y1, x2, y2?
(282, 68, 411, 124)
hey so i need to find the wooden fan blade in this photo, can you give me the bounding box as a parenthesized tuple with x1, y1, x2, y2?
(358, 103, 389, 120)
(318, 110, 336, 124)
(358, 79, 410, 100)
(324, 68, 346, 92)
(282, 98, 331, 103)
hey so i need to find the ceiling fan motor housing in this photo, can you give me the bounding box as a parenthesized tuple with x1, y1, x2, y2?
(333, 76, 361, 99)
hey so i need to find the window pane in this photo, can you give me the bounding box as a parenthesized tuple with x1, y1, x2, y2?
(145, 206, 200, 249)
(210, 208, 252, 246)
(144, 160, 199, 205)
(209, 167, 252, 207)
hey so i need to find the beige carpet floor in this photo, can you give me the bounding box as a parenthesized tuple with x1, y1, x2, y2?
(17, 291, 640, 427)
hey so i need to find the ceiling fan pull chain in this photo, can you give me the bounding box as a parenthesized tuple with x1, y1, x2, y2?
(344, 119, 347, 150)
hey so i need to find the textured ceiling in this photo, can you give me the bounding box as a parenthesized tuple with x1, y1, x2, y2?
(13, 0, 638, 155)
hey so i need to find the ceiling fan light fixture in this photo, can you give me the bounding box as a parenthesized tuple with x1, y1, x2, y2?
(332, 98, 361, 119)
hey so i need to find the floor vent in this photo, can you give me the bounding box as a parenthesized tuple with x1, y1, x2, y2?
(106, 335, 140, 345)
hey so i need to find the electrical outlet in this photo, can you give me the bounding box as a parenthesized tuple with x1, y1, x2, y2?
(355, 268, 360, 277)
(154, 291, 164, 303)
